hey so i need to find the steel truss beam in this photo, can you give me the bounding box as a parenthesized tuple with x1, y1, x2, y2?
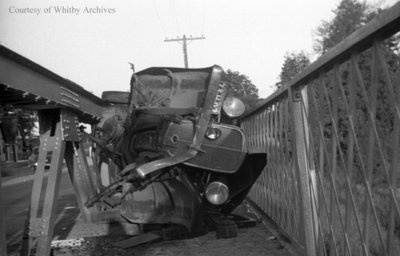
(0, 44, 106, 123)
(19, 109, 122, 256)
(0, 44, 139, 255)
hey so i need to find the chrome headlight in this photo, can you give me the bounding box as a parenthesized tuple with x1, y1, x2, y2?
(205, 181, 229, 205)
(205, 126, 221, 140)
(222, 97, 245, 117)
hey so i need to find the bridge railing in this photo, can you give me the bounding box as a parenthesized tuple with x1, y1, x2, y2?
(241, 3, 400, 256)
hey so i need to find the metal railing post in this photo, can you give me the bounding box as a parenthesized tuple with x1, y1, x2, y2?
(289, 85, 317, 256)
(0, 170, 8, 256)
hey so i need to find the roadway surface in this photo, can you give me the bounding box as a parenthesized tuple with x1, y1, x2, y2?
(2, 162, 294, 256)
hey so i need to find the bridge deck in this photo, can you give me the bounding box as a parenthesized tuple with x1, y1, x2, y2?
(2, 163, 295, 256)
(58, 225, 289, 256)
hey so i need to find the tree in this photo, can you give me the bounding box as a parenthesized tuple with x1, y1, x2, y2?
(313, 0, 374, 54)
(222, 69, 259, 99)
(221, 69, 262, 113)
(276, 51, 310, 88)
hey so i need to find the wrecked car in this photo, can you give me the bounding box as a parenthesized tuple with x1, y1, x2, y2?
(88, 65, 266, 236)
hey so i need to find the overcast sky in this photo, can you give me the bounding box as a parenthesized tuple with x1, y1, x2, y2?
(0, 0, 397, 98)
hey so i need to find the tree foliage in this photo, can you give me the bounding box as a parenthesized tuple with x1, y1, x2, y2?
(276, 51, 310, 88)
(221, 69, 263, 114)
(313, 0, 376, 54)
(222, 69, 259, 99)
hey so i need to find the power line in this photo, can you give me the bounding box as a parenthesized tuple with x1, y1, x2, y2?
(164, 34, 205, 68)
(171, 0, 181, 35)
(200, 2, 206, 64)
(201, 1, 206, 35)
(187, 0, 192, 33)
(152, 0, 167, 36)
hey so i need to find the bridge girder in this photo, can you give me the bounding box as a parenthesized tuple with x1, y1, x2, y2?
(0, 45, 107, 123)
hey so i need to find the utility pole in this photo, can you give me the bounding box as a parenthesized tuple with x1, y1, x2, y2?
(164, 34, 205, 68)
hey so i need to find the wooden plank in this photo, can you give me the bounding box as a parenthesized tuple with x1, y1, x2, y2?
(112, 233, 161, 248)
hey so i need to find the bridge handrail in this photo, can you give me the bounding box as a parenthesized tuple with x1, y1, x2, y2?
(241, 2, 400, 256)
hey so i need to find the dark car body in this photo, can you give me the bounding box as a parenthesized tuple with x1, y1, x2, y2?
(92, 65, 266, 234)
